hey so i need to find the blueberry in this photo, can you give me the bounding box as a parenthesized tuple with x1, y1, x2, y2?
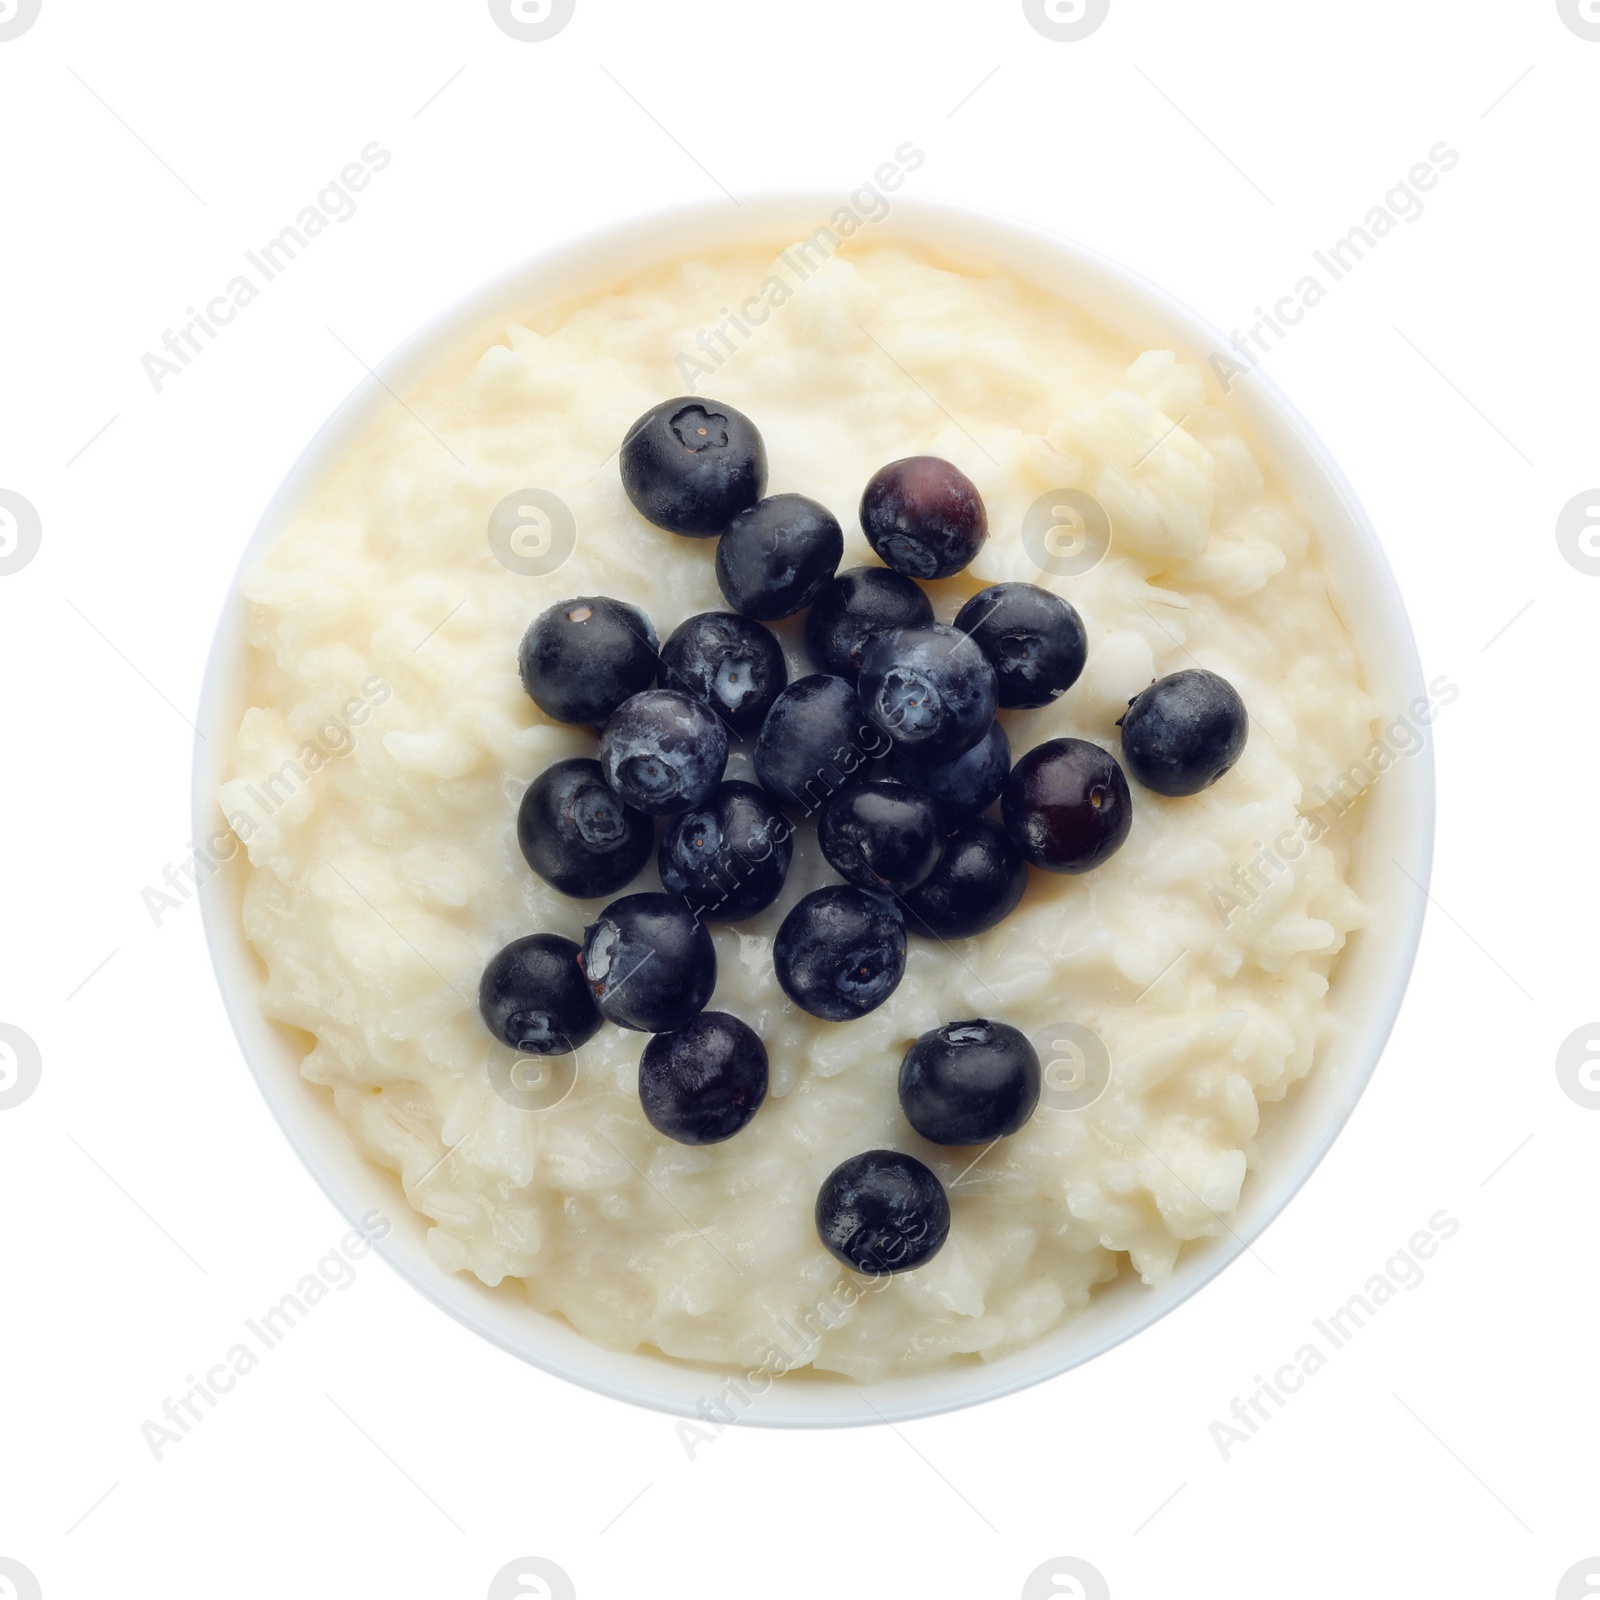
(860, 457, 988, 580)
(517, 757, 654, 899)
(638, 1012, 768, 1145)
(519, 596, 658, 727)
(859, 623, 999, 763)
(479, 933, 601, 1055)
(901, 816, 1027, 940)
(774, 886, 906, 1021)
(898, 1020, 1041, 1145)
(818, 781, 943, 894)
(716, 493, 844, 620)
(599, 689, 729, 816)
(815, 1150, 950, 1275)
(620, 396, 766, 536)
(658, 781, 793, 922)
(753, 674, 889, 815)
(954, 583, 1087, 710)
(887, 719, 1010, 821)
(580, 892, 716, 1032)
(1119, 669, 1249, 796)
(659, 611, 787, 738)
(804, 566, 933, 680)
(1002, 738, 1132, 874)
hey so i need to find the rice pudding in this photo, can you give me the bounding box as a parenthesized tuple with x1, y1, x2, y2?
(219, 238, 1377, 1381)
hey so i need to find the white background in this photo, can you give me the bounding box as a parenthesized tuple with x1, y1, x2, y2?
(2, 1, 1595, 1596)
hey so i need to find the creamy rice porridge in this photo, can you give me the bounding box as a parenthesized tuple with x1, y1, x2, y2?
(220, 239, 1375, 1382)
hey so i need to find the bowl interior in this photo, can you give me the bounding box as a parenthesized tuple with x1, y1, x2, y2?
(194, 196, 1433, 1427)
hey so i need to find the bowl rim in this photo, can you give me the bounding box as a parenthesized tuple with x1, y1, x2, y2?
(193, 191, 1435, 1428)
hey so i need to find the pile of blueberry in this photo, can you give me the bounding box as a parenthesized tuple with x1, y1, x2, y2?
(479, 397, 1249, 1278)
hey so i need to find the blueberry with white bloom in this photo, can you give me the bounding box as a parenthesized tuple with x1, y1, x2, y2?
(859, 623, 998, 763)
(659, 611, 787, 738)
(599, 688, 729, 816)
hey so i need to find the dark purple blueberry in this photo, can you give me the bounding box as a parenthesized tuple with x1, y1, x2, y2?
(901, 816, 1027, 940)
(887, 720, 1010, 821)
(517, 757, 654, 899)
(580, 892, 716, 1032)
(753, 674, 889, 816)
(639, 1012, 768, 1145)
(1002, 738, 1132, 874)
(658, 781, 793, 922)
(518, 596, 658, 727)
(774, 886, 906, 1021)
(598, 689, 729, 816)
(1119, 669, 1249, 796)
(954, 583, 1087, 710)
(860, 456, 988, 580)
(817, 781, 943, 894)
(716, 493, 844, 620)
(659, 611, 788, 738)
(479, 934, 601, 1055)
(804, 566, 934, 680)
(898, 1020, 1040, 1145)
(620, 396, 767, 536)
(815, 1150, 949, 1275)
(859, 623, 998, 763)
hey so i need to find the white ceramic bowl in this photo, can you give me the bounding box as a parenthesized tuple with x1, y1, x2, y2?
(194, 196, 1434, 1427)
